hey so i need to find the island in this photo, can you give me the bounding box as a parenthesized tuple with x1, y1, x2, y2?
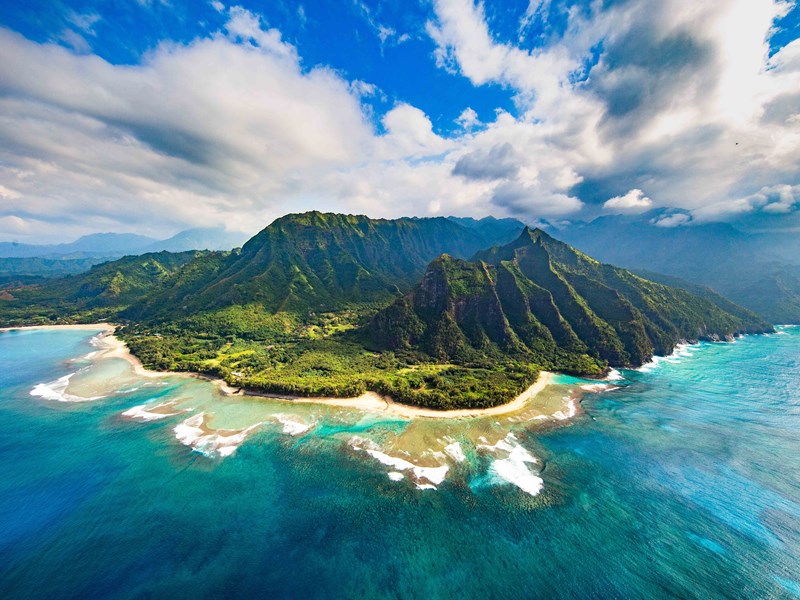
(0, 212, 771, 411)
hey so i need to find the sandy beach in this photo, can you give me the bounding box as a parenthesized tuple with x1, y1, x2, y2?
(3, 323, 558, 420)
(256, 372, 555, 419)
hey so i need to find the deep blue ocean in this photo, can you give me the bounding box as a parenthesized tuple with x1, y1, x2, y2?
(1, 326, 799, 599)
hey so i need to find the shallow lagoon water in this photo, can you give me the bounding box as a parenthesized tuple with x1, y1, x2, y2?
(0, 326, 799, 598)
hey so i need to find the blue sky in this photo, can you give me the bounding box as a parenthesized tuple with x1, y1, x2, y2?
(0, 0, 798, 241)
(1, 0, 524, 133)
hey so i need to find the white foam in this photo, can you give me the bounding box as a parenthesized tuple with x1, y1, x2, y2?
(121, 403, 178, 421)
(350, 436, 449, 488)
(480, 433, 543, 497)
(490, 457, 544, 497)
(642, 342, 702, 370)
(272, 414, 313, 436)
(477, 434, 517, 454)
(30, 373, 104, 403)
(116, 385, 143, 394)
(581, 383, 609, 393)
(581, 382, 620, 394)
(606, 368, 623, 381)
(638, 355, 665, 372)
(388, 471, 404, 481)
(173, 413, 261, 458)
(553, 397, 578, 421)
(444, 442, 466, 463)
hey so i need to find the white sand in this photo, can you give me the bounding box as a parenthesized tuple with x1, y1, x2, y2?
(255, 371, 556, 420)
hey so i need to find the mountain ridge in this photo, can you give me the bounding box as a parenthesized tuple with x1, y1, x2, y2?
(369, 227, 769, 372)
(549, 212, 800, 323)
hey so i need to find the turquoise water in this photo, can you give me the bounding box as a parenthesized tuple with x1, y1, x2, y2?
(1, 327, 799, 598)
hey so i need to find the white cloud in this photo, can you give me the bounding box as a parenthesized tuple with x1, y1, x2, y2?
(57, 29, 92, 53)
(0, 184, 21, 199)
(426, 0, 800, 223)
(455, 107, 480, 129)
(0, 19, 373, 239)
(350, 79, 380, 98)
(1, 1, 799, 241)
(224, 6, 297, 60)
(769, 38, 800, 72)
(67, 12, 101, 35)
(380, 104, 449, 156)
(603, 189, 653, 213)
(695, 184, 800, 218)
(652, 213, 692, 228)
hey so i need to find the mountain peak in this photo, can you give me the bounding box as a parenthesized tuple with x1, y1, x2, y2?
(519, 225, 552, 241)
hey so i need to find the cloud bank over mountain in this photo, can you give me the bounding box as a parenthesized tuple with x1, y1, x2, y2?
(0, 0, 797, 241)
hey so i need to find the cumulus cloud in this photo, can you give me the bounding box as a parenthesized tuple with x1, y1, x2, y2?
(455, 107, 480, 129)
(0, 13, 375, 239)
(603, 189, 653, 213)
(695, 184, 800, 218)
(427, 0, 800, 225)
(0, 1, 798, 241)
(453, 143, 520, 180)
(652, 213, 692, 228)
(491, 181, 583, 217)
(380, 104, 450, 156)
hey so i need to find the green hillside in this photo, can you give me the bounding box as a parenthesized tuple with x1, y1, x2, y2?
(369, 228, 770, 370)
(167, 212, 510, 312)
(0, 251, 207, 326)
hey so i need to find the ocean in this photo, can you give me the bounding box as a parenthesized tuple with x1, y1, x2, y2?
(0, 326, 798, 599)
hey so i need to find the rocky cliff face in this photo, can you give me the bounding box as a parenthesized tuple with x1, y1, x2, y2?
(368, 228, 772, 372)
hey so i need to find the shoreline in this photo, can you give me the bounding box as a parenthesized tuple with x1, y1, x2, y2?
(242, 372, 556, 420)
(0, 323, 116, 333)
(2, 323, 559, 420)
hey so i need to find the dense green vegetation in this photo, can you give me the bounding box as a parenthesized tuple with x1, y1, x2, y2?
(128, 211, 523, 320)
(119, 323, 540, 410)
(370, 228, 771, 371)
(0, 213, 772, 410)
(0, 251, 206, 326)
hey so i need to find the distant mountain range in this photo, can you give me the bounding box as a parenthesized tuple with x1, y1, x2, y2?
(546, 211, 800, 324)
(0, 227, 249, 281)
(0, 212, 771, 409)
(2, 209, 797, 325)
(1, 212, 526, 324)
(0, 227, 248, 259)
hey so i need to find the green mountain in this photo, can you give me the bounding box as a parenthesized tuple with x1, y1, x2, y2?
(369, 228, 770, 371)
(0, 212, 527, 327)
(445, 216, 525, 247)
(0, 251, 207, 325)
(130, 211, 524, 320)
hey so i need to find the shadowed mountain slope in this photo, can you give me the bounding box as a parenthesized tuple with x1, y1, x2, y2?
(368, 228, 770, 370)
